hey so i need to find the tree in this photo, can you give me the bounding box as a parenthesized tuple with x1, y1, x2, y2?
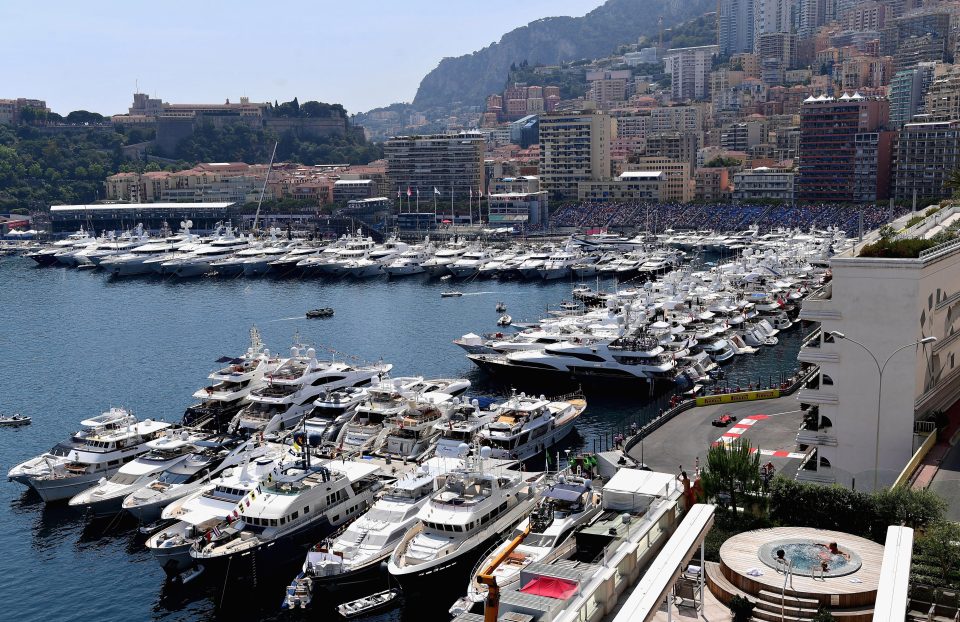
(945, 168, 960, 198)
(871, 487, 945, 533)
(916, 521, 960, 582)
(700, 438, 761, 514)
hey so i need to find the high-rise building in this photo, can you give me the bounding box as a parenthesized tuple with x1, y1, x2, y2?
(753, 0, 795, 53)
(894, 120, 960, 203)
(719, 0, 755, 55)
(721, 121, 767, 151)
(538, 110, 615, 201)
(644, 132, 701, 170)
(586, 70, 631, 107)
(838, 0, 885, 31)
(798, 0, 836, 39)
(797, 93, 889, 202)
(853, 130, 896, 202)
(385, 132, 485, 199)
(663, 46, 719, 102)
(924, 65, 960, 122)
(889, 62, 938, 127)
(759, 32, 797, 69)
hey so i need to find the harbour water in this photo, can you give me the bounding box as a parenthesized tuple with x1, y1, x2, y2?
(0, 257, 802, 621)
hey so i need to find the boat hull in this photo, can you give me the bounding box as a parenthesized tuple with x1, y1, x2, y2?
(28, 473, 104, 503)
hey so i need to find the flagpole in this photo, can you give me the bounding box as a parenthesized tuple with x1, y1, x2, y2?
(451, 187, 454, 231)
(416, 189, 420, 212)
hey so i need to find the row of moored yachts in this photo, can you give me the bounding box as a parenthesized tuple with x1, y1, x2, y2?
(458, 240, 835, 386)
(20, 222, 851, 282)
(7, 328, 599, 607)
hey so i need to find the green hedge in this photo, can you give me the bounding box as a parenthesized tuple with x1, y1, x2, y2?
(768, 477, 945, 542)
(858, 237, 939, 258)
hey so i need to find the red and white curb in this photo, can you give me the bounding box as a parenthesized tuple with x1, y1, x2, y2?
(711, 414, 806, 459)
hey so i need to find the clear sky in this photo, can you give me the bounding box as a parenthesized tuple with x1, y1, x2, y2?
(2, 0, 606, 116)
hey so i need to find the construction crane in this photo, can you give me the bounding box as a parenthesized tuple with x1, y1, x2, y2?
(658, 16, 664, 49)
(479, 523, 532, 622)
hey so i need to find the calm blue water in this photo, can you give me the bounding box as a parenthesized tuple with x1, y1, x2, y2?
(0, 257, 802, 622)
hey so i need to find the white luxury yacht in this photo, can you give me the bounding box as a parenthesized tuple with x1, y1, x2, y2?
(452, 475, 601, 615)
(234, 346, 389, 433)
(26, 228, 92, 265)
(181, 327, 281, 431)
(433, 398, 497, 458)
(7, 410, 172, 502)
(421, 241, 469, 276)
(162, 225, 250, 277)
(100, 233, 195, 276)
(69, 432, 206, 516)
(383, 242, 435, 277)
(121, 436, 257, 522)
(448, 248, 493, 279)
(302, 386, 371, 443)
(478, 392, 587, 462)
(189, 458, 383, 572)
(387, 451, 543, 594)
(283, 460, 449, 607)
(145, 442, 287, 576)
(335, 377, 470, 455)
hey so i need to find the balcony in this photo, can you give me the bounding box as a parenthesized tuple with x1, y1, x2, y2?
(796, 388, 838, 406)
(796, 429, 838, 447)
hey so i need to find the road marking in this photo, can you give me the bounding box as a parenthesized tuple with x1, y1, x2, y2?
(710, 414, 805, 458)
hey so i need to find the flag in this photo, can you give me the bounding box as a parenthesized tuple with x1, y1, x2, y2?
(434, 187, 440, 196)
(245, 499, 251, 507)
(407, 187, 412, 197)
(469, 188, 473, 198)
(416, 188, 420, 197)
(204, 530, 212, 541)
(479, 188, 483, 198)
(212, 525, 222, 538)
(397, 188, 401, 198)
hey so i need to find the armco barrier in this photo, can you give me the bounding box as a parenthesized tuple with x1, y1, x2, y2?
(623, 365, 819, 455)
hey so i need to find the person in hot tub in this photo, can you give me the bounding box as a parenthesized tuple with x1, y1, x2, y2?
(816, 541, 850, 560)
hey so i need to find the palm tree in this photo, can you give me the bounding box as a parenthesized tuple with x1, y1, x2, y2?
(700, 437, 761, 513)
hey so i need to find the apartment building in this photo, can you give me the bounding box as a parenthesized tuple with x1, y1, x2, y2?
(621, 157, 692, 202)
(663, 46, 718, 102)
(894, 120, 960, 203)
(889, 62, 939, 127)
(796, 237, 960, 490)
(577, 172, 665, 202)
(732, 167, 795, 200)
(796, 94, 889, 202)
(538, 110, 615, 201)
(385, 132, 485, 199)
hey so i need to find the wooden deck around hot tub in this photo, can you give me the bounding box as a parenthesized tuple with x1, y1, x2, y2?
(717, 527, 883, 610)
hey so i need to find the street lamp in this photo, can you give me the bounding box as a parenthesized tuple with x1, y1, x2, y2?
(827, 331, 937, 490)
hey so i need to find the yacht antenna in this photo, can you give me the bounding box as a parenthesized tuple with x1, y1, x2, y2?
(252, 141, 278, 234)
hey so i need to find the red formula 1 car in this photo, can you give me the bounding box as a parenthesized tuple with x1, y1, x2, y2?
(712, 413, 738, 427)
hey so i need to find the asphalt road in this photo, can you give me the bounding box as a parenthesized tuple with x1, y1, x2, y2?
(627, 395, 806, 477)
(928, 441, 960, 522)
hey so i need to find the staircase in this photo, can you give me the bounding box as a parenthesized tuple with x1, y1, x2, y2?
(705, 562, 874, 622)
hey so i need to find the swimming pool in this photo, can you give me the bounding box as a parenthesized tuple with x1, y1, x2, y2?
(758, 539, 863, 577)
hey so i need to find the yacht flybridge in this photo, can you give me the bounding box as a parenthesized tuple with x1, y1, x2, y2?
(182, 328, 281, 432)
(234, 345, 390, 433)
(189, 457, 383, 571)
(387, 449, 543, 593)
(478, 392, 587, 462)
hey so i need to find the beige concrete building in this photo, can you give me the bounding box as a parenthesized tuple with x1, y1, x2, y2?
(577, 172, 665, 202)
(621, 157, 692, 202)
(538, 110, 615, 201)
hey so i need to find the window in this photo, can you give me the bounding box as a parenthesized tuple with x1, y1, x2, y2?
(304, 505, 310, 514)
(291, 511, 299, 520)
(280, 517, 286, 525)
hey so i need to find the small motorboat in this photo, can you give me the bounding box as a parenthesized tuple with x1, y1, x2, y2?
(495, 301, 507, 313)
(306, 308, 335, 318)
(337, 589, 401, 619)
(441, 291, 463, 298)
(440, 274, 453, 281)
(0, 414, 30, 426)
(497, 314, 512, 326)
